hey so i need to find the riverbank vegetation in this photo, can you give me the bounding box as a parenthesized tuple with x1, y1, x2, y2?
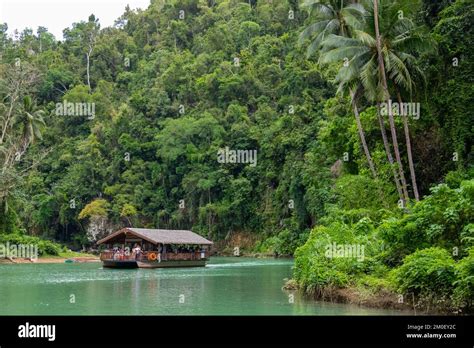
(292, 0, 473, 314)
(0, 0, 472, 312)
(293, 179, 473, 313)
(0, 233, 96, 259)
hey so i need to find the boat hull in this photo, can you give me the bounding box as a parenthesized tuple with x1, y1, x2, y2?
(102, 260, 138, 268)
(137, 260, 207, 268)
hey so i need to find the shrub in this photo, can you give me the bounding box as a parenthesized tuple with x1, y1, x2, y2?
(445, 169, 472, 188)
(293, 221, 383, 294)
(380, 180, 474, 265)
(37, 240, 61, 256)
(255, 229, 310, 256)
(254, 236, 279, 254)
(273, 229, 310, 256)
(0, 234, 62, 256)
(332, 175, 389, 212)
(357, 274, 392, 292)
(453, 248, 474, 311)
(392, 247, 456, 300)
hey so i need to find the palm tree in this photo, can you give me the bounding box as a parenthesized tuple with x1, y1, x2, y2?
(371, 0, 433, 202)
(300, 0, 377, 178)
(299, 0, 366, 58)
(1, 96, 45, 207)
(16, 96, 46, 156)
(372, 0, 410, 205)
(349, 85, 377, 178)
(318, 30, 406, 203)
(390, 28, 432, 202)
(318, 0, 431, 204)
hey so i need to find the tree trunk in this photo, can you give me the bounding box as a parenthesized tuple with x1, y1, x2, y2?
(377, 104, 404, 202)
(0, 90, 19, 144)
(86, 48, 92, 91)
(397, 91, 420, 201)
(349, 88, 377, 179)
(373, 0, 409, 205)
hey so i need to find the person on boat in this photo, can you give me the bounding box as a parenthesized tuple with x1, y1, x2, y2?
(132, 244, 142, 260)
(116, 247, 124, 260)
(113, 247, 119, 260)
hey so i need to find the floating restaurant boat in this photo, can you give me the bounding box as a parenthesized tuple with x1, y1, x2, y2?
(97, 227, 213, 269)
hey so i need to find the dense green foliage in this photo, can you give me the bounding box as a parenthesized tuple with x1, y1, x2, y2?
(294, 179, 474, 311)
(453, 248, 474, 310)
(392, 246, 474, 311)
(380, 180, 474, 265)
(0, 0, 472, 310)
(0, 233, 63, 256)
(293, 219, 382, 292)
(393, 247, 457, 304)
(2, 0, 334, 249)
(290, 0, 473, 312)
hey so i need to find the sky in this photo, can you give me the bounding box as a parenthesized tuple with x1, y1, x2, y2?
(0, 0, 151, 40)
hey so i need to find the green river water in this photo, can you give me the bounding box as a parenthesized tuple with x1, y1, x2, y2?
(0, 257, 405, 315)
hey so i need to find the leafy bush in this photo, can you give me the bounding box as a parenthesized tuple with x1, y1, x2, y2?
(380, 180, 474, 265)
(453, 248, 474, 311)
(254, 228, 310, 256)
(254, 236, 278, 254)
(292, 179, 473, 310)
(293, 220, 384, 294)
(357, 274, 392, 292)
(0, 234, 62, 256)
(445, 169, 474, 189)
(37, 240, 62, 256)
(273, 229, 310, 256)
(392, 247, 457, 300)
(332, 175, 390, 212)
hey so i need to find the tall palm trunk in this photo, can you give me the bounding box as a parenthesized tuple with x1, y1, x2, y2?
(86, 47, 92, 91)
(396, 91, 420, 201)
(376, 104, 404, 202)
(349, 88, 377, 179)
(373, 0, 409, 205)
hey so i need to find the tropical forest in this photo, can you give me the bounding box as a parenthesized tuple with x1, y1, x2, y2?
(0, 0, 473, 314)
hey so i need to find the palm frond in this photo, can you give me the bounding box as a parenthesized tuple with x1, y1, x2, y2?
(320, 34, 360, 50)
(387, 51, 413, 93)
(301, 0, 333, 18)
(353, 29, 376, 47)
(319, 46, 369, 65)
(360, 58, 379, 102)
(299, 20, 331, 44)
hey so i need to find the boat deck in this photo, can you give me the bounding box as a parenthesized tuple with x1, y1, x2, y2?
(100, 251, 209, 269)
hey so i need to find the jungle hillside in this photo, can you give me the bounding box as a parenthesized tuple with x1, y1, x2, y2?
(0, 0, 473, 313)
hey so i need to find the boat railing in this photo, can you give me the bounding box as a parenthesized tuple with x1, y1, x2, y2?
(100, 250, 210, 261)
(140, 251, 209, 261)
(99, 251, 136, 261)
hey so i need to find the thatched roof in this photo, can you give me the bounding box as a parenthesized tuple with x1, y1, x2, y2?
(97, 227, 213, 246)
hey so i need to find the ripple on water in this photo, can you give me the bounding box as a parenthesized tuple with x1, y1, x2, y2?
(0, 261, 259, 285)
(0, 258, 408, 315)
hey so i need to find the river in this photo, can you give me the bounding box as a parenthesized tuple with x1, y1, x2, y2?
(0, 257, 405, 315)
